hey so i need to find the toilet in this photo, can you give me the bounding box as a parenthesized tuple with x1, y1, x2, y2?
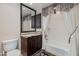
(2, 38, 21, 56)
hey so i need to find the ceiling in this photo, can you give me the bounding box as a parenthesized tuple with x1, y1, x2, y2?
(24, 3, 52, 14)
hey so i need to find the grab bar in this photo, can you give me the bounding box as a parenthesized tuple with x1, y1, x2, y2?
(68, 25, 78, 44)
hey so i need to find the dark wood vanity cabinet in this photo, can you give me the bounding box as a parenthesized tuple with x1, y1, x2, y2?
(21, 35, 42, 56)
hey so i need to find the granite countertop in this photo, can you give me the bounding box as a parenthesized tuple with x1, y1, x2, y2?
(21, 32, 42, 38)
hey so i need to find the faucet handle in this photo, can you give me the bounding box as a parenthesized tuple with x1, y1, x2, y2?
(45, 34, 48, 40)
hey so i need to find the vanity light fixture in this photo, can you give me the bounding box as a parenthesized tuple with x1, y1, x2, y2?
(30, 3, 32, 5)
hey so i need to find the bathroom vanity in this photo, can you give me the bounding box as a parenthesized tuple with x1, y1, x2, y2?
(21, 32, 42, 56)
(20, 4, 42, 56)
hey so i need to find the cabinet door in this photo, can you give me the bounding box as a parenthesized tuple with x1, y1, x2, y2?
(21, 37, 27, 56)
(27, 37, 34, 56)
(31, 35, 42, 55)
(32, 36, 38, 53)
(37, 35, 42, 50)
(21, 35, 42, 56)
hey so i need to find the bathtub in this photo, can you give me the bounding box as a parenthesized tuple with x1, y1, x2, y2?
(45, 43, 70, 56)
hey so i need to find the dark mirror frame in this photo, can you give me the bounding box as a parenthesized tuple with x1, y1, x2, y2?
(20, 3, 36, 33)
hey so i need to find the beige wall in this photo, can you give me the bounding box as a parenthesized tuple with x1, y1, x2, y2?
(0, 3, 20, 55)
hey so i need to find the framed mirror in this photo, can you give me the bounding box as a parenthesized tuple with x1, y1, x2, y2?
(20, 3, 36, 33)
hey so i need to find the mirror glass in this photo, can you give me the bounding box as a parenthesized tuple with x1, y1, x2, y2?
(21, 4, 36, 32)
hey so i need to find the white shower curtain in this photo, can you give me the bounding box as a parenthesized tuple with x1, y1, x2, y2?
(42, 4, 79, 56)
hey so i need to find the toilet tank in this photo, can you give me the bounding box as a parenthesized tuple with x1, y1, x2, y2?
(2, 38, 18, 51)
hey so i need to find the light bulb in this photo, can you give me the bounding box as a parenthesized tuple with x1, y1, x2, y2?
(30, 3, 32, 5)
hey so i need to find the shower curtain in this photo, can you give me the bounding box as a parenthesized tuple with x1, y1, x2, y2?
(42, 4, 79, 56)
